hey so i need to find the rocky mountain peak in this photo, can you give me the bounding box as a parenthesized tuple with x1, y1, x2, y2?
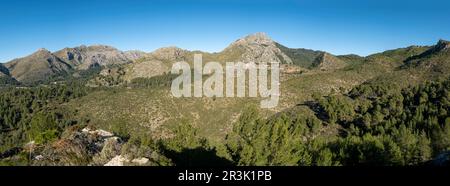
(3, 47, 71, 83)
(33, 48, 52, 55)
(225, 33, 293, 64)
(52, 45, 140, 70)
(150, 46, 188, 61)
(231, 32, 273, 47)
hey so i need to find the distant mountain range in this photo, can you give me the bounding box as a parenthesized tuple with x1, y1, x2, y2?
(1, 32, 449, 86)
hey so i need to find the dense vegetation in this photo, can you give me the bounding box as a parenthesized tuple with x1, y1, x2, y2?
(1, 73, 449, 166)
(145, 76, 450, 166)
(128, 74, 178, 88)
(0, 82, 88, 152)
(223, 77, 450, 166)
(0, 67, 103, 157)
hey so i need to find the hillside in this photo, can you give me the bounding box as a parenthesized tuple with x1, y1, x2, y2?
(0, 34, 449, 166)
(4, 49, 72, 84)
(61, 38, 450, 148)
(312, 52, 347, 71)
(53, 45, 145, 70)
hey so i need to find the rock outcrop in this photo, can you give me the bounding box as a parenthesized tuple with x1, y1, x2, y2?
(0, 64, 10, 77)
(223, 32, 293, 64)
(31, 127, 122, 166)
(28, 127, 171, 166)
(3, 45, 147, 84)
(104, 155, 150, 166)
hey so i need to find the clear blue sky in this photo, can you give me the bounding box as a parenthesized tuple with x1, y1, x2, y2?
(1, 0, 450, 62)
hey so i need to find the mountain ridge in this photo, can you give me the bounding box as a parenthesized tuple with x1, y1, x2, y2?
(1, 33, 449, 85)
(4, 48, 72, 83)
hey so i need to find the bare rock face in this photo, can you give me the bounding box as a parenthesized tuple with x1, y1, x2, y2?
(149, 47, 189, 61)
(224, 32, 293, 64)
(53, 47, 84, 66)
(53, 45, 145, 70)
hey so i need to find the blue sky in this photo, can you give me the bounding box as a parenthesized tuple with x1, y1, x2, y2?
(1, 0, 449, 62)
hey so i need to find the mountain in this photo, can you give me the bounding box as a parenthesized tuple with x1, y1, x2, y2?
(53, 45, 145, 70)
(97, 33, 313, 83)
(274, 35, 349, 69)
(4, 48, 72, 83)
(401, 40, 450, 80)
(147, 47, 189, 62)
(350, 40, 450, 87)
(1, 33, 348, 85)
(115, 33, 346, 82)
(1, 33, 447, 86)
(403, 39, 450, 67)
(2, 45, 146, 84)
(415, 39, 450, 57)
(220, 32, 293, 64)
(276, 44, 324, 68)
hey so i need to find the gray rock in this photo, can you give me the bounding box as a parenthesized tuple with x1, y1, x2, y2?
(224, 32, 293, 64)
